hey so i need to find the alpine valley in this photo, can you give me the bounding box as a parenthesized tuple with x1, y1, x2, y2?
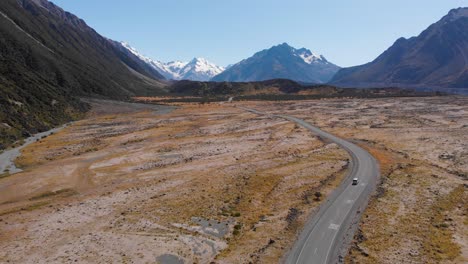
(1, 1, 468, 264)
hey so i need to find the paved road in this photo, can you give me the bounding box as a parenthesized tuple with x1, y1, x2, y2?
(239, 107, 379, 264)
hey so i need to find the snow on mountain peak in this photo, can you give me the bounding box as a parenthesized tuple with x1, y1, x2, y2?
(296, 48, 328, 64)
(120, 42, 153, 64)
(166, 60, 188, 69)
(119, 42, 224, 81)
(185, 58, 225, 74)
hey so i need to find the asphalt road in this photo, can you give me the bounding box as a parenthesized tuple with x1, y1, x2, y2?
(239, 107, 379, 264)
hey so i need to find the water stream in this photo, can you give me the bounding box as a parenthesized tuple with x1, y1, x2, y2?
(0, 124, 69, 175)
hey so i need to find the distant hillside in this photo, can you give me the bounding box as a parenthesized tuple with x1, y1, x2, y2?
(128, 79, 440, 105)
(166, 79, 431, 99)
(0, 0, 167, 150)
(169, 79, 336, 96)
(211, 43, 340, 83)
(331, 7, 468, 89)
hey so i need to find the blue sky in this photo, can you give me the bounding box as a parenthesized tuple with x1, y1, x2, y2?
(52, 0, 467, 67)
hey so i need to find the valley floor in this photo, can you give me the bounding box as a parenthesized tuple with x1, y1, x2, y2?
(0, 96, 466, 264)
(0, 99, 348, 263)
(246, 96, 468, 263)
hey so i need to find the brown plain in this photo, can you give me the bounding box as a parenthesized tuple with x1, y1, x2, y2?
(0, 96, 466, 263)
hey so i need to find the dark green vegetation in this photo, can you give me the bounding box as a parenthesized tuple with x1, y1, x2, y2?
(29, 188, 77, 201)
(148, 79, 442, 103)
(331, 8, 468, 90)
(169, 79, 332, 96)
(0, 0, 167, 150)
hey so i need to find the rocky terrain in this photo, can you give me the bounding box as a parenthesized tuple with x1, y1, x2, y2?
(0, 96, 466, 263)
(0, 100, 348, 263)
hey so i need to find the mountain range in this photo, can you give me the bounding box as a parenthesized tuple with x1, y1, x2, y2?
(331, 7, 468, 89)
(119, 42, 225, 81)
(122, 42, 340, 84)
(211, 43, 341, 83)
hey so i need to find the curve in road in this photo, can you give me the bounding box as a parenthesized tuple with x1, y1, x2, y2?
(239, 107, 379, 264)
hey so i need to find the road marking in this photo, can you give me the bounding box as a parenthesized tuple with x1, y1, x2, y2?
(345, 199, 354, 204)
(240, 108, 379, 264)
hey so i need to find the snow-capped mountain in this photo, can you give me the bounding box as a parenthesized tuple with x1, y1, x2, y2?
(296, 48, 329, 64)
(178, 58, 225, 81)
(211, 43, 340, 83)
(119, 42, 225, 81)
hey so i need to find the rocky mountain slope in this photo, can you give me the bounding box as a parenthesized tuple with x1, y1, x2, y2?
(211, 43, 340, 83)
(0, 0, 167, 150)
(331, 7, 468, 89)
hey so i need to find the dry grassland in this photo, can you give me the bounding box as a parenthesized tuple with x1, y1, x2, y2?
(0, 100, 348, 263)
(247, 96, 467, 263)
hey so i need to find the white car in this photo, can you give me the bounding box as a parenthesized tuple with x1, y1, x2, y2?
(352, 178, 359, 185)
